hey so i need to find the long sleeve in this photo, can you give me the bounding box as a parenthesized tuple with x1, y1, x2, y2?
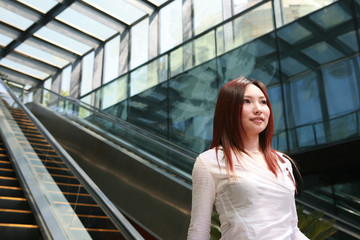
(286, 159, 309, 240)
(187, 157, 216, 240)
(290, 199, 309, 240)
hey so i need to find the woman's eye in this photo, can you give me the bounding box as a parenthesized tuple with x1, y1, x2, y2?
(244, 99, 250, 103)
(261, 100, 267, 104)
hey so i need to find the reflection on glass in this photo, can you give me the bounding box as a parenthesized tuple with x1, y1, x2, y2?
(280, 57, 308, 78)
(56, 8, 117, 40)
(194, 31, 216, 66)
(302, 41, 343, 64)
(169, 60, 218, 153)
(193, 0, 223, 35)
(232, 2, 274, 51)
(80, 52, 94, 96)
(279, 0, 336, 27)
(103, 35, 121, 84)
(233, 0, 263, 15)
(61, 66, 72, 96)
(101, 75, 127, 109)
(170, 47, 183, 77)
(160, 0, 183, 53)
(310, 2, 351, 30)
(0, 7, 34, 30)
(337, 31, 359, 53)
(322, 58, 360, 118)
(277, 22, 313, 45)
(130, 19, 149, 69)
(285, 73, 322, 127)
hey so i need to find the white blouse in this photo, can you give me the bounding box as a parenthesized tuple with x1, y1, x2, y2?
(187, 148, 309, 240)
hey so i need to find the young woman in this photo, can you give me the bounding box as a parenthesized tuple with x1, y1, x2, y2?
(187, 77, 308, 240)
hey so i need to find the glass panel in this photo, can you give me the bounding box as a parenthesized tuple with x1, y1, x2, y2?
(17, 0, 57, 13)
(279, 0, 337, 27)
(301, 41, 344, 65)
(82, 0, 146, 24)
(160, 0, 183, 53)
(230, 2, 274, 51)
(169, 60, 218, 153)
(233, 0, 263, 15)
(56, 8, 117, 40)
(0, 7, 34, 30)
(170, 46, 183, 77)
(285, 73, 322, 128)
(310, 2, 351, 31)
(35, 27, 92, 55)
(128, 82, 168, 138)
(327, 113, 358, 142)
(130, 64, 154, 96)
(16, 43, 69, 68)
(322, 57, 360, 118)
(103, 35, 120, 84)
(0, 33, 13, 46)
(130, 19, 149, 69)
(60, 66, 71, 96)
(101, 75, 128, 109)
(80, 52, 94, 96)
(268, 85, 285, 133)
(277, 22, 313, 45)
(193, 0, 223, 35)
(217, 35, 278, 88)
(194, 31, 216, 66)
(0, 58, 49, 79)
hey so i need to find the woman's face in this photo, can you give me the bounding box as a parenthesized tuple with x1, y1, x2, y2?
(241, 84, 270, 138)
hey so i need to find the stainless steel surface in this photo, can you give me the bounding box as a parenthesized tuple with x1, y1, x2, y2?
(27, 102, 192, 240)
(0, 99, 67, 240)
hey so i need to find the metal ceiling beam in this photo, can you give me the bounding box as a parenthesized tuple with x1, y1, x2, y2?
(7, 52, 59, 75)
(46, 20, 101, 49)
(0, 0, 77, 59)
(0, 66, 44, 85)
(0, 1, 42, 23)
(126, 0, 156, 15)
(71, 2, 127, 33)
(0, 22, 22, 40)
(26, 37, 78, 62)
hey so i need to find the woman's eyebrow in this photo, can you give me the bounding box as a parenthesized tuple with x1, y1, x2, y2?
(244, 95, 266, 99)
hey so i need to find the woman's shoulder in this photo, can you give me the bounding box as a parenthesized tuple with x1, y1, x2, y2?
(198, 148, 223, 161)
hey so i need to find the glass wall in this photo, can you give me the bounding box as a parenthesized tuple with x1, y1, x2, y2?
(80, 51, 95, 96)
(75, 0, 360, 155)
(160, 0, 183, 53)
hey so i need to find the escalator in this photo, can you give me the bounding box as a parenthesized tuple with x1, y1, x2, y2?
(27, 90, 194, 240)
(27, 88, 360, 240)
(0, 137, 41, 240)
(0, 81, 143, 239)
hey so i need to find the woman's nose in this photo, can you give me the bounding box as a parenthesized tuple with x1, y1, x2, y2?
(253, 104, 262, 114)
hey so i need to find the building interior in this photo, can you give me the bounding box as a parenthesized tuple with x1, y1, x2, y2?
(0, 0, 359, 239)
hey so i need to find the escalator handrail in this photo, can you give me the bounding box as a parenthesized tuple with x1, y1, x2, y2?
(1, 80, 144, 240)
(40, 87, 198, 160)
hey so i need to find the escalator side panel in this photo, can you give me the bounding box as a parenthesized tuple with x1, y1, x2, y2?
(27, 102, 192, 240)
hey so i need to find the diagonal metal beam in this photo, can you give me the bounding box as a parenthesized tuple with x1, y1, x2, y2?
(0, 0, 77, 59)
(71, 2, 127, 33)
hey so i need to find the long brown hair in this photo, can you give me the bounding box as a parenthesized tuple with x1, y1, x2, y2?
(210, 76, 280, 179)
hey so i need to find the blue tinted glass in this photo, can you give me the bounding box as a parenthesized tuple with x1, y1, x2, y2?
(128, 82, 168, 138)
(322, 57, 360, 118)
(169, 60, 218, 153)
(285, 72, 322, 127)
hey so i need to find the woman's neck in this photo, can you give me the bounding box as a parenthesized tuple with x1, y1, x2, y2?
(243, 135, 261, 153)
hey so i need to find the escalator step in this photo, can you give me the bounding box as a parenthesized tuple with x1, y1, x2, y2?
(0, 176, 20, 187)
(0, 223, 40, 240)
(0, 185, 24, 198)
(0, 208, 37, 224)
(0, 196, 29, 210)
